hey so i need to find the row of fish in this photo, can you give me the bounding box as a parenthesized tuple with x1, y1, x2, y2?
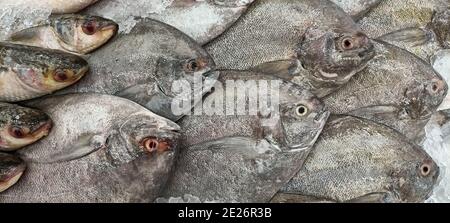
(0, 0, 449, 202)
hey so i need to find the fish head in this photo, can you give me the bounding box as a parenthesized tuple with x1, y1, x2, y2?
(14, 48, 89, 93)
(208, 0, 255, 7)
(393, 154, 439, 203)
(402, 73, 448, 119)
(0, 153, 26, 192)
(105, 112, 181, 166)
(279, 86, 329, 151)
(298, 27, 374, 83)
(51, 15, 118, 54)
(154, 52, 218, 103)
(0, 104, 52, 151)
(430, 8, 450, 48)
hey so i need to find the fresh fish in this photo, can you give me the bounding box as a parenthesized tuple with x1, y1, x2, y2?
(0, 153, 26, 193)
(157, 70, 329, 203)
(0, 0, 98, 14)
(357, 0, 450, 61)
(0, 103, 52, 151)
(56, 18, 218, 122)
(358, 0, 449, 38)
(0, 42, 89, 102)
(0, 93, 180, 203)
(331, 0, 383, 21)
(83, 0, 255, 45)
(324, 40, 448, 143)
(7, 15, 118, 55)
(205, 0, 374, 97)
(430, 49, 450, 111)
(375, 6, 450, 63)
(273, 115, 440, 203)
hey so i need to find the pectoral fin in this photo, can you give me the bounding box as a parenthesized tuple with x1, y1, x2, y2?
(270, 193, 335, 203)
(7, 27, 42, 42)
(23, 133, 108, 164)
(347, 105, 401, 120)
(115, 83, 183, 121)
(345, 192, 395, 203)
(378, 27, 432, 47)
(189, 137, 280, 159)
(251, 59, 303, 80)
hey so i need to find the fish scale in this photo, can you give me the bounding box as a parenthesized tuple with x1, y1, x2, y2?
(275, 115, 439, 203)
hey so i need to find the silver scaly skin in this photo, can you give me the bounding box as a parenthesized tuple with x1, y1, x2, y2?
(158, 70, 329, 203)
(0, 93, 180, 202)
(274, 115, 440, 203)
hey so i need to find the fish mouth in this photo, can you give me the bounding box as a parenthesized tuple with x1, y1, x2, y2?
(73, 65, 90, 81)
(30, 119, 53, 138)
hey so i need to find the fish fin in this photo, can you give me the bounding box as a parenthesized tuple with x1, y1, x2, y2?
(347, 105, 401, 119)
(270, 193, 335, 203)
(189, 137, 279, 158)
(345, 192, 395, 203)
(115, 84, 183, 121)
(251, 59, 303, 80)
(7, 27, 42, 42)
(25, 133, 108, 164)
(378, 27, 433, 47)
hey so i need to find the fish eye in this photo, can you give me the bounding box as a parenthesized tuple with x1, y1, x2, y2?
(420, 163, 431, 177)
(141, 138, 170, 153)
(341, 37, 354, 50)
(184, 59, 204, 73)
(9, 126, 30, 138)
(295, 105, 309, 116)
(82, 20, 98, 35)
(53, 70, 69, 82)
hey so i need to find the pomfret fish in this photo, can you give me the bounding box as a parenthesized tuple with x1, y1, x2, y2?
(0, 0, 100, 14)
(0, 153, 26, 193)
(56, 18, 219, 122)
(83, 0, 255, 45)
(358, 0, 449, 38)
(324, 40, 448, 143)
(157, 70, 329, 203)
(375, 6, 450, 62)
(0, 42, 88, 102)
(0, 103, 52, 151)
(7, 15, 118, 55)
(205, 0, 374, 97)
(274, 115, 439, 203)
(0, 93, 180, 203)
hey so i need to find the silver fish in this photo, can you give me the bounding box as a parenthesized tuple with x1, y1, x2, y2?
(375, 6, 450, 62)
(56, 18, 219, 122)
(274, 115, 440, 203)
(358, 0, 450, 62)
(0, 103, 52, 151)
(7, 15, 118, 55)
(158, 70, 329, 203)
(0, 0, 99, 14)
(0, 42, 89, 102)
(205, 0, 374, 97)
(358, 0, 449, 38)
(331, 0, 383, 21)
(83, 0, 255, 45)
(324, 40, 448, 143)
(0, 153, 26, 193)
(0, 93, 180, 203)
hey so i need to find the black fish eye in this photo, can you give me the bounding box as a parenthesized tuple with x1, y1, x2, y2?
(296, 105, 308, 116)
(341, 37, 354, 50)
